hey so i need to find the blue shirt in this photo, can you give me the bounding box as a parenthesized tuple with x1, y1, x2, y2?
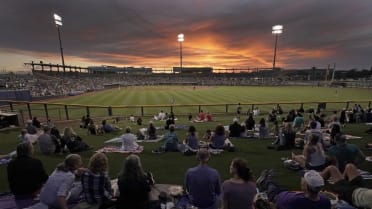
(211, 134, 225, 149)
(328, 144, 360, 172)
(163, 132, 179, 151)
(186, 134, 199, 150)
(185, 165, 221, 208)
(276, 191, 331, 209)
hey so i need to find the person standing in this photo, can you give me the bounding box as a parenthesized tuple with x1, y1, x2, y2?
(184, 149, 221, 209)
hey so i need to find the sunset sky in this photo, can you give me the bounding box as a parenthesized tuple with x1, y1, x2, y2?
(1, 0, 372, 71)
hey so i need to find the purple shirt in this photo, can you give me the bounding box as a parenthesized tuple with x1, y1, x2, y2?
(222, 180, 257, 209)
(185, 165, 221, 208)
(211, 134, 225, 149)
(186, 134, 199, 150)
(276, 191, 331, 209)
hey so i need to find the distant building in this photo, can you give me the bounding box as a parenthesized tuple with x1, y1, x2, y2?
(87, 66, 152, 74)
(172, 67, 213, 74)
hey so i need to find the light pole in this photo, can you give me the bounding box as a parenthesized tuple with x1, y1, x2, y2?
(177, 33, 184, 73)
(53, 13, 65, 73)
(272, 25, 283, 70)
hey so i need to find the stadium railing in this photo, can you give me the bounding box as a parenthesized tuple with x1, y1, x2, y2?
(0, 100, 371, 125)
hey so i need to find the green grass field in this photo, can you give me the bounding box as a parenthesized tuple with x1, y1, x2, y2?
(1, 86, 372, 192)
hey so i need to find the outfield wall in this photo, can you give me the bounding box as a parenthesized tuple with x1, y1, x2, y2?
(1, 100, 371, 125)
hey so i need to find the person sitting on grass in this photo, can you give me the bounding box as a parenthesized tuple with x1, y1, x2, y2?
(321, 163, 372, 208)
(229, 118, 242, 138)
(245, 114, 255, 131)
(121, 127, 140, 151)
(101, 119, 120, 133)
(147, 121, 157, 140)
(38, 126, 62, 154)
(292, 112, 305, 132)
(116, 154, 154, 209)
(184, 149, 221, 209)
(202, 129, 213, 141)
(80, 152, 115, 209)
(26, 120, 37, 135)
(327, 134, 365, 172)
(88, 120, 104, 135)
(32, 117, 42, 129)
(39, 154, 84, 209)
(292, 134, 326, 171)
(206, 112, 213, 122)
(210, 124, 232, 150)
(258, 118, 269, 139)
(193, 110, 206, 123)
(304, 121, 323, 145)
(63, 127, 90, 153)
(7, 142, 49, 209)
(162, 125, 180, 152)
(185, 125, 199, 150)
(256, 169, 331, 209)
(222, 158, 257, 209)
(268, 122, 296, 150)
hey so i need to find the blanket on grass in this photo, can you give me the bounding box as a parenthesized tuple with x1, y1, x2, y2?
(95, 145, 144, 154)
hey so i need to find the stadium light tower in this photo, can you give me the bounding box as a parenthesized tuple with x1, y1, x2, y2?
(53, 13, 66, 73)
(272, 25, 283, 70)
(177, 33, 184, 72)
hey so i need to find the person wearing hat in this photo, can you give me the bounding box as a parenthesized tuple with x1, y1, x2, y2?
(184, 149, 221, 209)
(327, 134, 365, 172)
(256, 169, 331, 209)
(321, 163, 372, 208)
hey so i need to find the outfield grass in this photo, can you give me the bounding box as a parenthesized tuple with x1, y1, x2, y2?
(0, 86, 372, 192)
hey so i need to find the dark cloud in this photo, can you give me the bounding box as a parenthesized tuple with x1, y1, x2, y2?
(1, 0, 372, 70)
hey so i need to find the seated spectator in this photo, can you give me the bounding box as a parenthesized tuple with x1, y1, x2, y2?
(321, 163, 372, 208)
(162, 125, 180, 152)
(328, 116, 341, 129)
(121, 127, 140, 151)
(269, 122, 296, 150)
(292, 112, 305, 132)
(88, 120, 104, 135)
(222, 158, 257, 209)
(84, 114, 92, 129)
(63, 127, 90, 153)
(366, 108, 372, 123)
(327, 134, 365, 172)
(202, 129, 212, 141)
(165, 115, 175, 130)
(39, 154, 84, 209)
(7, 142, 49, 209)
(292, 134, 326, 171)
(117, 154, 154, 209)
(245, 114, 255, 130)
(17, 129, 29, 143)
(284, 110, 296, 122)
(340, 108, 347, 126)
(304, 121, 323, 145)
(229, 118, 242, 138)
(26, 120, 37, 135)
(210, 125, 227, 149)
(102, 119, 120, 133)
(137, 117, 143, 125)
(258, 118, 269, 139)
(188, 113, 193, 121)
(206, 112, 213, 122)
(185, 150, 221, 209)
(268, 110, 277, 123)
(129, 115, 135, 123)
(147, 121, 157, 140)
(253, 107, 260, 116)
(155, 110, 166, 121)
(38, 126, 61, 154)
(80, 116, 86, 128)
(256, 169, 330, 209)
(80, 153, 115, 209)
(185, 126, 199, 150)
(329, 123, 341, 145)
(194, 110, 206, 122)
(32, 117, 41, 129)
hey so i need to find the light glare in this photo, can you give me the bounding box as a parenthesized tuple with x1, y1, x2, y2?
(272, 25, 283, 30)
(177, 33, 184, 42)
(53, 13, 62, 21)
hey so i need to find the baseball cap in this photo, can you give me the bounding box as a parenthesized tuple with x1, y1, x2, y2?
(304, 170, 324, 191)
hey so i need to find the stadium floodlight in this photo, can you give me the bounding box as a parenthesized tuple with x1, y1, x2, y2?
(53, 13, 65, 73)
(177, 33, 184, 72)
(272, 25, 283, 70)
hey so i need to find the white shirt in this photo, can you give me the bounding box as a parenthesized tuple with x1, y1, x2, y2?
(121, 133, 139, 151)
